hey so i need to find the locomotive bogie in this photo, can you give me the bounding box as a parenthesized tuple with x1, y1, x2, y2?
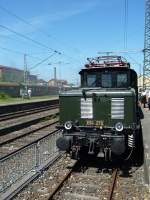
(56, 126, 141, 163)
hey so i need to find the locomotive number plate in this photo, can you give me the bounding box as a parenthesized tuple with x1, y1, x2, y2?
(86, 120, 104, 128)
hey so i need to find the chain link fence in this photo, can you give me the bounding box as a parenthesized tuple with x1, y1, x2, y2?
(0, 131, 61, 193)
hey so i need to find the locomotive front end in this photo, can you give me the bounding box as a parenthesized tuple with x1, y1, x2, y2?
(56, 56, 144, 166)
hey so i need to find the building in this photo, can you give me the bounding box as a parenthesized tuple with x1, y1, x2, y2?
(0, 65, 24, 83)
(0, 65, 37, 84)
(48, 79, 68, 87)
(138, 75, 150, 88)
(28, 74, 38, 84)
(36, 79, 48, 86)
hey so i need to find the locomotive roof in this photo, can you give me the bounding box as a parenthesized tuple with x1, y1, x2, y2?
(79, 56, 136, 75)
(79, 66, 136, 74)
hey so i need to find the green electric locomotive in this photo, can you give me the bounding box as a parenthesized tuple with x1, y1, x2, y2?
(56, 56, 144, 166)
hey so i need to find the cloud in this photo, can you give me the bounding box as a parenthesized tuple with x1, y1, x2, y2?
(0, 0, 103, 49)
(30, 1, 100, 25)
(0, 0, 101, 37)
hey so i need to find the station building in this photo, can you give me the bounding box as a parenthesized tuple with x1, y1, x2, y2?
(0, 65, 37, 84)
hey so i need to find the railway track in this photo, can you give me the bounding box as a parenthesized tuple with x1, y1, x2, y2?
(0, 128, 62, 200)
(3, 156, 149, 200)
(48, 164, 149, 200)
(108, 168, 118, 200)
(49, 162, 119, 200)
(0, 128, 60, 161)
(0, 100, 59, 157)
(0, 106, 59, 135)
(13, 157, 121, 200)
(13, 156, 77, 200)
(0, 118, 59, 158)
(0, 104, 58, 122)
(0, 117, 58, 146)
(0, 99, 59, 115)
(1, 99, 149, 199)
(0, 100, 121, 199)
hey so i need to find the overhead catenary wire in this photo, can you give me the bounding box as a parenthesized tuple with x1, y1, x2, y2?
(30, 52, 58, 70)
(126, 53, 143, 76)
(0, 33, 53, 58)
(98, 49, 143, 54)
(0, 23, 82, 65)
(0, 45, 47, 60)
(98, 49, 143, 75)
(0, 33, 52, 55)
(0, 4, 60, 43)
(0, 45, 26, 55)
(0, 24, 61, 55)
(124, 0, 128, 49)
(0, 4, 84, 64)
(0, 45, 57, 73)
(126, 53, 142, 65)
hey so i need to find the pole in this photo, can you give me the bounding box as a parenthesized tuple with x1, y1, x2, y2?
(54, 67, 57, 86)
(24, 54, 28, 94)
(143, 0, 150, 89)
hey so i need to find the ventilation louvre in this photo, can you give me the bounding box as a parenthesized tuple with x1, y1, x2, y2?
(111, 98, 124, 119)
(80, 98, 93, 119)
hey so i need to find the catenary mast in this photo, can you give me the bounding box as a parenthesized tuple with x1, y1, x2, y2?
(143, 0, 150, 88)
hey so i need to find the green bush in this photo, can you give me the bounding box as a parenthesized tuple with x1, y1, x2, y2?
(0, 92, 10, 99)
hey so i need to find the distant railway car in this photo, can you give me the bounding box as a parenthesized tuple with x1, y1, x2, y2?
(56, 56, 144, 166)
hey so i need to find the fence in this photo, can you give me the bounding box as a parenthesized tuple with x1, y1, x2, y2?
(0, 130, 62, 193)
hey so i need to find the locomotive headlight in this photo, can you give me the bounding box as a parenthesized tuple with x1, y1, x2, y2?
(64, 121, 73, 130)
(115, 122, 123, 132)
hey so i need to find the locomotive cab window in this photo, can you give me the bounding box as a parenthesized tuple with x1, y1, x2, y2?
(81, 69, 129, 88)
(101, 73, 112, 88)
(87, 74, 97, 87)
(117, 73, 128, 88)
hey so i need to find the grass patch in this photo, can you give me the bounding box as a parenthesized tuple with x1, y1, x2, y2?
(0, 92, 10, 99)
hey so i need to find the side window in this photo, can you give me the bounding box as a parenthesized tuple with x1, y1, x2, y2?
(101, 74, 112, 87)
(81, 73, 87, 87)
(117, 74, 127, 87)
(87, 74, 96, 87)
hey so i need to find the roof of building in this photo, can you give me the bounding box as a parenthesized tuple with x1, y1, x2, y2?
(0, 65, 23, 72)
(48, 79, 67, 83)
(0, 82, 19, 86)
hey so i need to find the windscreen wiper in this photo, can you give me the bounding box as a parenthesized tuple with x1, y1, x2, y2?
(82, 88, 99, 100)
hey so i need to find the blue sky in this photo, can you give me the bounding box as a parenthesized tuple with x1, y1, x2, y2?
(0, 0, 145, 84)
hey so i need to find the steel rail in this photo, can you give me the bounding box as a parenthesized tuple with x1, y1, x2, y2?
(48, 161, 78, 200)
(0, 99, 59, 114)
(1, 153, 63, 200)
(0, 129, 60, 161)
(108, 168, 119, 200)
(0, 128, 63, 200)
(48, 164, 119, 200)
(0, 104, 57, 118)
(0, 104, 59, 122)
(0, 110, 59, 135)
(0, 120, 59, 147)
